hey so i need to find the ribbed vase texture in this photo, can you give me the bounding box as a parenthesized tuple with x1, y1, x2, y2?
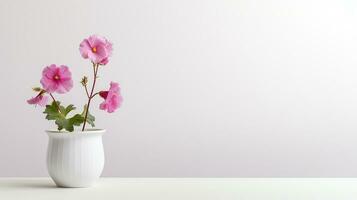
(46, 129, 105, 188)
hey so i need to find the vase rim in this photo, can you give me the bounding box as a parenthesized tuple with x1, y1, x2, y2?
(46, 128, 106, 136)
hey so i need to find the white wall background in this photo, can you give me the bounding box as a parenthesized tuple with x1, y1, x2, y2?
(1, 0, 357, 177)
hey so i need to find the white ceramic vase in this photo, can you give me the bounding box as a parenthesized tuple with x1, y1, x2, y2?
(46, 129, 105, 188)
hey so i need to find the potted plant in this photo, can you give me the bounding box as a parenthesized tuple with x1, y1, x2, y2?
(27, 35, 123, 188)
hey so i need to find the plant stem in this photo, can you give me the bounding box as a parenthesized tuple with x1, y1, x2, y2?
(84, 85, 90, 98)
(82, 63, 99, 131)
(90, 92, 100, 99)
(49, 93, 61, 113)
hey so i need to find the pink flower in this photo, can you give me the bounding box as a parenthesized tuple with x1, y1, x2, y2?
(27, 94, 49, 107)
(40, 64, 73, 94)
(99, 82, 123, 113)
(79, 35, 112, 65)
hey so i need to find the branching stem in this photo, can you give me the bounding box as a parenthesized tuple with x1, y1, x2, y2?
(82, 63, 99, 131)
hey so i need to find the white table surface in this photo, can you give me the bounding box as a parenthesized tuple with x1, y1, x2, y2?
(1, 178, 357, 200)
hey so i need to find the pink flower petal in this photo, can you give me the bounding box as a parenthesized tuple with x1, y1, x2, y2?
(79, 39, 91, 59)
(79, 35, 113, 65)
(99, 81, 122, 113)
(27, 95, 49, 107)
(40, 64, 73, 94)
(99, 57, 109, 65)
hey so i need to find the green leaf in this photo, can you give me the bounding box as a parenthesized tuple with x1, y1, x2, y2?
(43, 101, 85, 132)
(81, 105, 95, 127)
(32, 87, 42, 92)
(43, 101, 62, 120)
(70, 114, 85, 126)
(86, 112, 95, 127)
(55, 118, 67, 131)
(63, 104, 76, 116)
(54, 114, 84, 132)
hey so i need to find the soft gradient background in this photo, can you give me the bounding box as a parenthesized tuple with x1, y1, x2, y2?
(1, 0, 357, 177)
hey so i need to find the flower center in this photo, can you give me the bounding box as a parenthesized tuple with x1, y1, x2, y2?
(54, 75, 60, 80)
(92, 47, 97, 53)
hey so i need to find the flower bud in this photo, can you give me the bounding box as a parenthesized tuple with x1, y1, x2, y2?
(81, 76, 88, 86)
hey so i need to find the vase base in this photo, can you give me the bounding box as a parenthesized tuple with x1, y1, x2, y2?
(52, 179, 96, 188)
